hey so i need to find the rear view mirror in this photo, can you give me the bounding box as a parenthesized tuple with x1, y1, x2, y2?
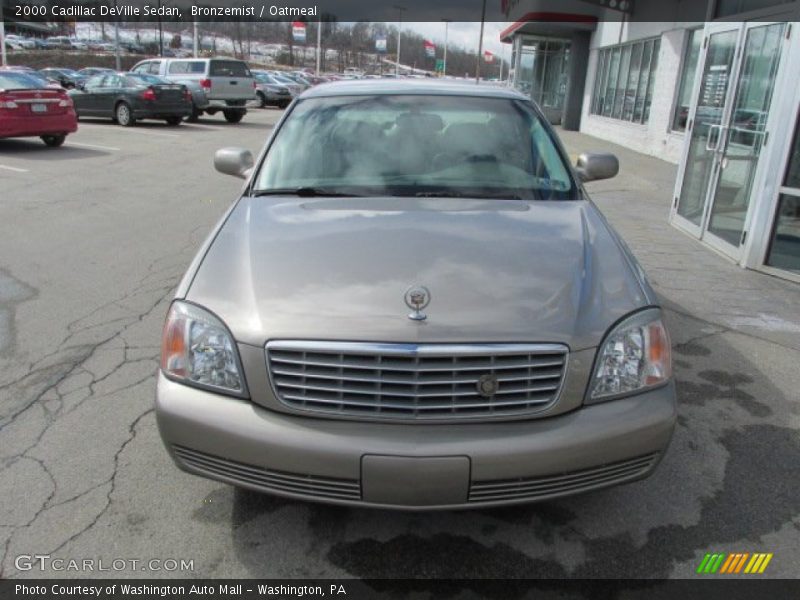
(214, 147, 254, 179)
(576, 152, 619, 182)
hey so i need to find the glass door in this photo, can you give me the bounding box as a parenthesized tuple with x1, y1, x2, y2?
(672, 22, 788, 260)
(673, 24, 741, 238)
(704, 22, 786, 257)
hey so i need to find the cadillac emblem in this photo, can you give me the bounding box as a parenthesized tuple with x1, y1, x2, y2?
(404, 285, 430, 321)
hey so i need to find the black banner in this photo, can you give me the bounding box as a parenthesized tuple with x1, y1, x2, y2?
(3, 580, 800, 600)
(1, 0, 702, 23)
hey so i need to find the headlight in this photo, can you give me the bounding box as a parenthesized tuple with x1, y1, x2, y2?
(587, 309, 671, 403)
(160, 301, 247, 397)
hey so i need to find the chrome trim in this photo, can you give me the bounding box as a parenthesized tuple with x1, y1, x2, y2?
(265, 341, 569, 421)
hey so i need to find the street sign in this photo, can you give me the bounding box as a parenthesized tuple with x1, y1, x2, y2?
(435, 59, 444, 72)
(375, 37, 387, 53)
(424, 40, 435, 58)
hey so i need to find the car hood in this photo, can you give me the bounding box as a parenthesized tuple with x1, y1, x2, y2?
(185, 197, 654, 350)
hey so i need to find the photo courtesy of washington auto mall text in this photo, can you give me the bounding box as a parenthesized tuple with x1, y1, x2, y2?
(2, 0, 800, 597)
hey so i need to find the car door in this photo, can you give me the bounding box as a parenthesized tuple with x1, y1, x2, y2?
(71, 74, 104, 115)
(92, 74, 125, 117)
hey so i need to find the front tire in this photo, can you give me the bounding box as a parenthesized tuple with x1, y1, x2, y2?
(165, 116, 183, 126)
(41, 134, 66, 147)
(256, 91, 267, 108)
(115, 102, 135, 127)
(223, 110, 244, 123)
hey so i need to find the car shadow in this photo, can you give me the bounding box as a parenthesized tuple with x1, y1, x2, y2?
(218, 299, 799, 581)
(0, 139, 109, 159)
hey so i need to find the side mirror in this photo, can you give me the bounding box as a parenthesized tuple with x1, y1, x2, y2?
(576, 152, 619, 182)
(214, 147, 254, 179)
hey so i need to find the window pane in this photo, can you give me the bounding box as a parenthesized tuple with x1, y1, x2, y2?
(596, 49, 612, 115)
(613, 45, 632, 119)
(766, 194, 800, 272)
(634, 42, 653, 123)
(716, 0, 794, 18)
(786, 117, 800, 189)
(643, 40, 660, 123)
(603, 48, 621, 117)
(623, 43, 643, 121)
(592, 50, 606, 114)
(673, 30, 703, 132)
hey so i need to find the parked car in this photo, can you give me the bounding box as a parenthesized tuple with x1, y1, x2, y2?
(5, 35, 36, 50)
(251, 70, 292, 108)
(0, 71, 78, 146)
(77, 67, 115, 79)
(273, 71, 311, 91)
(155, 80, 676, 510)
(69, 72, 191, 126)
(39, 68, 85, 89)
(267, 71, 304, 97)
(130, 57, 255, 123)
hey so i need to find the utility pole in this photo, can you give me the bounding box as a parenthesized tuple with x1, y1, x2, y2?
(113, 0, 121, 70)
(442, 19, 450, 77)
(0, 17, 6, 68)
(393, 5, 405, 76)
(157, 0, 163, 57)
(193, 20, 198, 57)
(316, 17, 322, 75)
(475, 0, 486, 83)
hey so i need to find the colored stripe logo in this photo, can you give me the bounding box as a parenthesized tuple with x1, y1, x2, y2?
(697, 552, 773, 574)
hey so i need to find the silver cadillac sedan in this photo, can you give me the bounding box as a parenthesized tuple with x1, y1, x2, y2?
(156, 80, 676, 509)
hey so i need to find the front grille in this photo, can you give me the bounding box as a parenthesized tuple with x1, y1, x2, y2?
(172, 445, 361, 501)
(468, 453, 659, 503)
(266, 341, 568, 420)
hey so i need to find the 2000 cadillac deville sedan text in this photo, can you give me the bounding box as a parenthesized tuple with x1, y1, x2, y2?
(156, 80, 676, 509)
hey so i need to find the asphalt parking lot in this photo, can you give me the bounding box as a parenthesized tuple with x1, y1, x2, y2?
(1, 108, 798, 582)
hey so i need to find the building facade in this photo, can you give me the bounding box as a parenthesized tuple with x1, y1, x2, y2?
(503, 0, 800, 283)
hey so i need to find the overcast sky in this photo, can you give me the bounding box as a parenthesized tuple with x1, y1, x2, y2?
(400, 22, 510, 60)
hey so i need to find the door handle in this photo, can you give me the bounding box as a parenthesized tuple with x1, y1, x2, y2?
(705, 124, 722, 152)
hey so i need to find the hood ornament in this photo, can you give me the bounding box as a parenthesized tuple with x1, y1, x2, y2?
(404, 285, 430, 321)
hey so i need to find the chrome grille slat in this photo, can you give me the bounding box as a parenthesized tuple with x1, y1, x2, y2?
(172, 445, 361, 500)
(468, 453, 659, 502)
(273, 379, 560, 398)
(266, 341, 568, 420)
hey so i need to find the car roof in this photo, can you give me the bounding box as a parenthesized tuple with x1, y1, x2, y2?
(300, 79, 528, 100)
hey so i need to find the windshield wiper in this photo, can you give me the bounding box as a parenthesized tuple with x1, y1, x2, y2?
(251, 187, 362, 198)
(414, 190, 526, 200)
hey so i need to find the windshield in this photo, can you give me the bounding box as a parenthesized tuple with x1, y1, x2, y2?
(0, 72, 46, 90)
(254, 72, 273, 84)
(254, 94, 577, 200)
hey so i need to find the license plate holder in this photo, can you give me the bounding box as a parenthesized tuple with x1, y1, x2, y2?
(31, 104, 48, 113)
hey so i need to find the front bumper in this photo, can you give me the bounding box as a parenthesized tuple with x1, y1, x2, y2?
(156, 372, 676, 510)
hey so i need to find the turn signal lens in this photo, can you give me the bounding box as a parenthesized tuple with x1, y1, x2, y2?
(588, 310, 671, 402)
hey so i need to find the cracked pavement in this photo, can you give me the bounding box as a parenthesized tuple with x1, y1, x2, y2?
(0, 112, 798, 582)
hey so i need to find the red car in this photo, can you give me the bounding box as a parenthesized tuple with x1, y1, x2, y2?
(0, 71, 78, 146)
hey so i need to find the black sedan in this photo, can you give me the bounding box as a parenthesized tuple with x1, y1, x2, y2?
(69, 72, 192, 126)
(38, 68, 85, 89)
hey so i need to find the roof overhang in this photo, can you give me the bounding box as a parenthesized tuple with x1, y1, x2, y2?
(500, 12, 599, 42)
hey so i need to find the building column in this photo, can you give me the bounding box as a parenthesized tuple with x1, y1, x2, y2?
(562, 30, 590, 131)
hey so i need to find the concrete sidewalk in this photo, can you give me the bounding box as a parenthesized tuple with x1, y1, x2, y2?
(558, 127, 800, 352)
(557, 128, 800, 578)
